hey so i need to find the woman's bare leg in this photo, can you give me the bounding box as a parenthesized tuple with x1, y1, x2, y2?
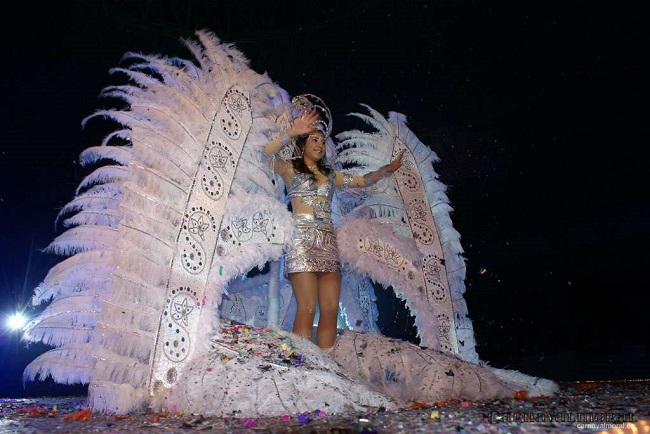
(316, 272, 341, 348)
(289, 272, 318, 341)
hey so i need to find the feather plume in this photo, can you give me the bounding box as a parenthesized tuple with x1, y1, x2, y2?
(23, 315, 95, 347)
(79, 144, 132, 166)
(62, 209, 122, 228)
(33, 258, 114, 305)
(45, 226, 118, 256)
(88, 381, 149, 415)
(57, 184, 122, 222)
(75, 166, 128, 194)
(90, 348, 150, 385)
(32, 276, 110, 307)
(91, 321, 155, 361)
(23, 344, 93, 384)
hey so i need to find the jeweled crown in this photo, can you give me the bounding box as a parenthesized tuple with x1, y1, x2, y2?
(290, 94, 333, 138)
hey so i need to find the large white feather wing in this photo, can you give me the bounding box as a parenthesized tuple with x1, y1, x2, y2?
(24, 30, 294, 414)
(335, 105, 479, 363)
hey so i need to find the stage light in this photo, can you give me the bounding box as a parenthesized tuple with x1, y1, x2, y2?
(6, 312, 28, 331)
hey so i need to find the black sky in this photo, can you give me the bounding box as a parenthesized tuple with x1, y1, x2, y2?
(1, 1, 648, 397)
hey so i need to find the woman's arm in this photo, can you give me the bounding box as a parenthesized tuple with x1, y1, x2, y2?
(335, 150, 405, 187)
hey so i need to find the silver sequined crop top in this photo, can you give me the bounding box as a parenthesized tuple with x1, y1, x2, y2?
(286, 172, 335, 218)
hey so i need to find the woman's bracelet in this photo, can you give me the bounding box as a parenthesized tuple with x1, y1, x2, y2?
(276, 132, 301, 161)
(278, 132, 292, 147)
(363, 165, 391, 186)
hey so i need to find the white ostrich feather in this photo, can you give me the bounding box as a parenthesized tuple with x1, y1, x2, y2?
(79, 144, 132, 165)
(336, 130, 383, 147)
(195, 30, 250, 70)
(45, 226, 118, 256)
(100, 84, 142, 99)
(118, 212, 178, 250)
(108, 67, 161, 89)
(118, 186, 183, 227)
(40, 249, 114, 283)
(24, 294, 101, 341)
(88, 381, 150, 415)
(125, 165, 188, 207)
(109, 247, 172, 287)
(75, 166, 128, 194)
(62, 209, 122, 228)
(91, 319, 155, 361)
(128, 150, 194, 189)
(81, 109, 142, 130)
(491, 367, 560, 397)
(346, 107, 392, 133)
(101, 129, 132, 147)
(22, 312, 96, 347)
(128, 57, 190, 85)
(23, 343, 93, 384)
(90, 348, 150, 385)
(33, 261, 114, 305)
(103, 278, 162, 315)
(57, 183, 122, 220)
(99, 297, 159, 333)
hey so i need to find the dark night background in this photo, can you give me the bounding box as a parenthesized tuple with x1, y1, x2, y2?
(1, 1, 647, 397)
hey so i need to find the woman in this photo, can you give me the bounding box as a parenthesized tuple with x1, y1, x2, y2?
(265, 107, 404, 349)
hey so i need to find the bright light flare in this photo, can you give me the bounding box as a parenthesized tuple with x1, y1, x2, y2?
(6, 312, 28, 331)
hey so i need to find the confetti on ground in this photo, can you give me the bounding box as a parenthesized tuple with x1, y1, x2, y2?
(0, 380, 647, 433)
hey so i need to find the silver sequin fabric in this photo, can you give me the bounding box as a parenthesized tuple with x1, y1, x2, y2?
(284, 213, 341, 275)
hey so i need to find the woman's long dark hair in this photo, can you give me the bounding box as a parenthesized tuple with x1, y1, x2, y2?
(291, 134, 332, 180)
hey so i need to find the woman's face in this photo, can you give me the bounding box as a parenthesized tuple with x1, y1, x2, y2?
(303, 131, 326, 162)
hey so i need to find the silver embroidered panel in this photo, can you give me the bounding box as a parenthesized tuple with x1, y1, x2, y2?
(393, 139, 458, 354)
(149, 87, 252, 394)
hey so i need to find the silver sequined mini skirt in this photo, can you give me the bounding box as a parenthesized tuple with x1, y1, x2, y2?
(284, 213, 341, 275)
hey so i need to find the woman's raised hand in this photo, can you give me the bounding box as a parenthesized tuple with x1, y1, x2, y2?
(288, 109, 320, 137)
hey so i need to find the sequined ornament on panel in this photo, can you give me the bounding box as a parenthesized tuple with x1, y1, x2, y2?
(216, 209, 284, 257)
(181, 207, 217, 274)
(162, 286, 198, 362)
